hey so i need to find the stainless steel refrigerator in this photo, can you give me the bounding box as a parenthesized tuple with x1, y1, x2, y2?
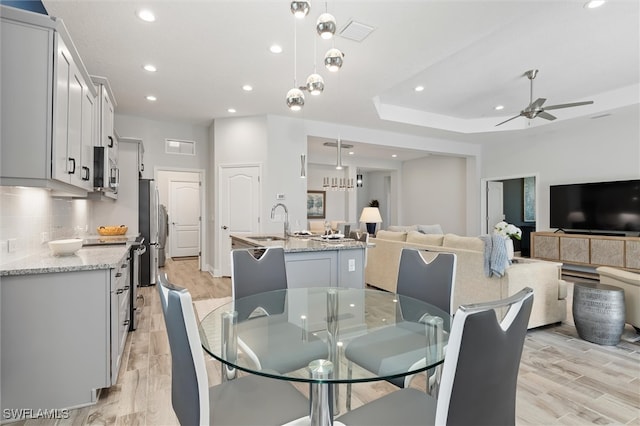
(139, 179, 159, 286)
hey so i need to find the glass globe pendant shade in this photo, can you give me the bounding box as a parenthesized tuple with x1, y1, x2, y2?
(324, 48, 344, 72)
(316, 13, 336, 39)
(290, 1, 311, 18)
(286, 88, 305, 111)
(306, 73, 325, 95)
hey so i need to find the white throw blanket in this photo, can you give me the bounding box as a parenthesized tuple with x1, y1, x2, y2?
(480, 234, 510, 277)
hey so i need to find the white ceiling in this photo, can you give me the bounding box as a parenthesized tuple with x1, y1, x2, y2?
(41, 0, 639, 161)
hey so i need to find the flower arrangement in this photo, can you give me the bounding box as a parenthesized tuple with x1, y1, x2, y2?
(494, 221, 522, 240)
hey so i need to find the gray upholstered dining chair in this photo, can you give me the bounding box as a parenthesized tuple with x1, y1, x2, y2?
(230, 247, 327, 373)
(157, 272, 309, 426)
(338, 287, 534, 426)
(345, 248, 457, 409)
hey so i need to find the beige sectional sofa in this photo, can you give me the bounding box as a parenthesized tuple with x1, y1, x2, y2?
(365, 229, 567, 329)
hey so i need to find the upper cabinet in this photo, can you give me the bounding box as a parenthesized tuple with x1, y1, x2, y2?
(91, 76, 119, 199)
(0, 6, 98, 195)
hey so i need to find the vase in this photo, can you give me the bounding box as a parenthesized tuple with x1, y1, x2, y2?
(505, 238, 514, 260)
(366, 222, 377, 235)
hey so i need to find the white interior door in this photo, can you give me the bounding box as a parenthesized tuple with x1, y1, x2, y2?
(169, 180, 201, 258)
(219, 165, 260, 276)
(487, 181, 504, 234)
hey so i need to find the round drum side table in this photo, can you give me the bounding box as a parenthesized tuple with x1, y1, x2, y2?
(572, 282, 625, 345)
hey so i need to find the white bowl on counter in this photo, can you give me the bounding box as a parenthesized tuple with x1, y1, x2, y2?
(48, 238, 83, 256)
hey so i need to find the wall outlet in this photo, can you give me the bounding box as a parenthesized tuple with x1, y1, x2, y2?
(276, 193, 285, 200)
(348, 258, 355, 272)
(7, 238, 17, 253)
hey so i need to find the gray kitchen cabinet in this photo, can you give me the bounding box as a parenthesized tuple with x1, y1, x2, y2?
(0, 251, 131, 414)
(91, 76, 118, 199)
(0, 6, 96, 195)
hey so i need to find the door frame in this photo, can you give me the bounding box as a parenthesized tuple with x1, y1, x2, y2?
(155, 166, 206, 271)
(480, 172, 539, 235)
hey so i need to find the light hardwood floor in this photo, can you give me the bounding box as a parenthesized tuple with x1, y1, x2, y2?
(10, 258, 640, 425)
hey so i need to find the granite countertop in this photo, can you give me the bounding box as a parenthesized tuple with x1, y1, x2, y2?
(231, 234, 366, 252)
(0, 245, 130, 276)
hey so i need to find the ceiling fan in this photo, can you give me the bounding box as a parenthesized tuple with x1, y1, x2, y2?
(496, 69, 594, 126)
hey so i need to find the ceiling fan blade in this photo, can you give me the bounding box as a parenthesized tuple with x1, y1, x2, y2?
(538, 111, 557, 121)
(544, 100, 594, 111)
(495, 114, 522, 127)
(530, 98, 546, 109)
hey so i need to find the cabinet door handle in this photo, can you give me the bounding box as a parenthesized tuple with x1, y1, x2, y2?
(115, 272, 122, 277)
(82, 166, 90, 181)
(108, 136, 114, 147)
(122, 263, 128, 268)
(123, 320, 130, 326)
(116, 288, 124, 294)
(68, 158, 76, 174)
(123, 285, 129, 291)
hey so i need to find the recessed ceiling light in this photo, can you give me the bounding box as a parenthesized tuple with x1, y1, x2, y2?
(270, 44, 283, 54)
(146, 95, 157, 101)
(227, 108, 237, 113)
(143, 64, 157, 72)
(495, 105, 505, 111)
(391, 154, 398, 158)
(584, 0, 605, 9)
(242, 85, 253, 92)
(348, 151, 354, 155)
(414, 85, 425, 92)
(136, 9, 156, 22)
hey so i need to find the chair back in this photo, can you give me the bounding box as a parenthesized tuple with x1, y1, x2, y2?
(396, 249, 457, 316)
(436, 287, 534, 426)
(231, 247, 288, 320)
(157, 273, 209, 426)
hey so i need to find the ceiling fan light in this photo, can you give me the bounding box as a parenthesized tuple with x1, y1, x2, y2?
(316, 13, 336, 39)
(324, 48, 344, 72)
(286, 88, 305, 111)
(290, 1, 311, 18)
(306, 73, 325, 95)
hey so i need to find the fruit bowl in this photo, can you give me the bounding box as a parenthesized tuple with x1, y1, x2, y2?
(48, 238, 83, 256)
(97, 225, 128, 236)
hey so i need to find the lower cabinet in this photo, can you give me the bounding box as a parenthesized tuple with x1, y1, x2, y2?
(0, 253, 130, 415)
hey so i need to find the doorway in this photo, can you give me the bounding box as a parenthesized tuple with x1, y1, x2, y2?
(156, 168, 205, 269)
(481, 173, 538, 257)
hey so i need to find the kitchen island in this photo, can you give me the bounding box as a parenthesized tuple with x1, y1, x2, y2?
(231, 234, 367, 289)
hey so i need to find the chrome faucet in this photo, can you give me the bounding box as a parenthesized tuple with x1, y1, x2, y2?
(270, 203, 289, 239)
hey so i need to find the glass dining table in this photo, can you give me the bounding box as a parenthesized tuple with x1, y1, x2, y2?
(198, 287, 451, 426)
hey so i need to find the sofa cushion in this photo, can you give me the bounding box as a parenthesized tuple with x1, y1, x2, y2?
(442, 233, 484, 252)
(375, 230, 407, 241)
(406, 230, 444, 246)
(416, 224, 444, 235)
(387, 225, 417, 232)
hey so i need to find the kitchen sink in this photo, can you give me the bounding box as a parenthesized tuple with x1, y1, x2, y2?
(249, 235, 285, 242)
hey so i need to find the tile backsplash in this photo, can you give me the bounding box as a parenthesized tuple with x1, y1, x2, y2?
(0, 186, 92, 263)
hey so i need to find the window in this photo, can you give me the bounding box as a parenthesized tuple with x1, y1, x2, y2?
(165, 139, 195, 156)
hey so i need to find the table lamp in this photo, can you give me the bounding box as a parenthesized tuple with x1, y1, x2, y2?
(360, 207, 382, 235)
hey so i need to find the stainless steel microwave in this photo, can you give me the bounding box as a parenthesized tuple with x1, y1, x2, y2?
(93, 146, 119, 193)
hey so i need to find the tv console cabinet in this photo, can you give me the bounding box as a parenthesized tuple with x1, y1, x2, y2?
(531, 232, 640, 278)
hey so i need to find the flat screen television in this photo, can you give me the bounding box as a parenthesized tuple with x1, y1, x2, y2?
(550, 179, 640, 233)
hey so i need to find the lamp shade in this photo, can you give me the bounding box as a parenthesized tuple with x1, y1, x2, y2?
(359, 207, 382, 223)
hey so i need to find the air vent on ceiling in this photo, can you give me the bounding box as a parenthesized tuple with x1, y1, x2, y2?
(339, 20, 374, 42)
(323, 141, 354, 149)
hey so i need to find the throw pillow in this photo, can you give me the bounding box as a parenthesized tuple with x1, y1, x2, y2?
(375, 230, 408, 242)
(416, 224, 444, 235)
(442, 233, 484, 252)
(387, 225, 417, 232)
(406, 230, 444, 246)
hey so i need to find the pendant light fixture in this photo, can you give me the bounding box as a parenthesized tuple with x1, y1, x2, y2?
(325, 48, 344, 72)
(290, 1, 310, 18)
(356, 173, 363, 187)
(305, 37, 324, 95)
(286, 16, 305, 111)
(316, 12, 336, 39)
(335, 138, 343, 170)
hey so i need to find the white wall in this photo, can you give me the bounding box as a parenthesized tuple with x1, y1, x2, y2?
(402, 155, 468, 235)
(482, 106, 640, 231)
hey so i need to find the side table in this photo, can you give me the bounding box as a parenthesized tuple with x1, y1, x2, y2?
(572, 282, 626, 345)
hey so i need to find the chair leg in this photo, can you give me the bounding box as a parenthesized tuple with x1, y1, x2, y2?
(346, 360, 353, 412)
